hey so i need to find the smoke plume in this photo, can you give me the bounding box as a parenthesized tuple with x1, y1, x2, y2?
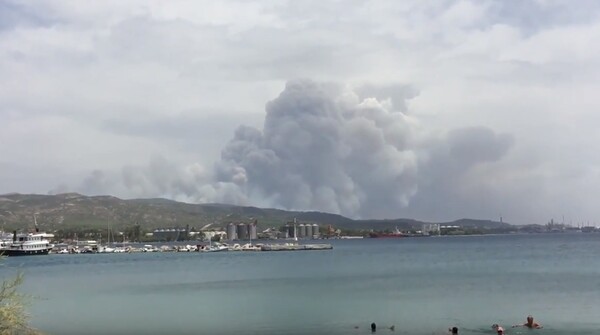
(77, 79, 513, 219)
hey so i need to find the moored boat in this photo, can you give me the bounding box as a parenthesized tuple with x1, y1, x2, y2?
(1, 231, 53, 256)
(198, 243, 228, 252)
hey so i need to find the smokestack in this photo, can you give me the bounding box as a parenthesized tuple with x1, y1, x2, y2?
(13, 230, 17, 242)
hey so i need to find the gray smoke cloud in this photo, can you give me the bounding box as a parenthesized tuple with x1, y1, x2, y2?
(213, 80, 419, 218)
(75, 79, 513, 219)
(210, 79, 512, 218)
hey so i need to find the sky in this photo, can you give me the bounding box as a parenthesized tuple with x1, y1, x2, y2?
(1, 0, 600, 225)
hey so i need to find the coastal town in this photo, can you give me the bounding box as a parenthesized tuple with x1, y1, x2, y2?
(1, 216, 598, 256)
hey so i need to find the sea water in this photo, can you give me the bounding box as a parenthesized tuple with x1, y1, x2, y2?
(2, 233, 600, 335)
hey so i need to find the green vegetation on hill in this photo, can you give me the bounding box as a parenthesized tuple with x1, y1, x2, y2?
(0, 193, 512, 237)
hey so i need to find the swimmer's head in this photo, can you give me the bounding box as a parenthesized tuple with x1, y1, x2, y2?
(496, 326, 504, 334)
(451, 326, 458, 334)
(527, 315, 534, 324)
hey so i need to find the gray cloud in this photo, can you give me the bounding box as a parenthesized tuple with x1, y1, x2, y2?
(447, 127, 514, 167)
(400, 126, 515, 221)
(1, 0, 600, 224)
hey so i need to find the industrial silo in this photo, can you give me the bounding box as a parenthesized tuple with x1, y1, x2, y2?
(298, 224, 306, 238)
(305, 224, 313, 239)
(237, 223, 248, 240)
(249, 223, 257, 240)
(227, 223, 237, 241)
(312, 224, 319, 238)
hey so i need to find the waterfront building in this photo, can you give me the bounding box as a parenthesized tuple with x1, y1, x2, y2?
(422, 224, 441, 236)
(153, 226, 189, 241)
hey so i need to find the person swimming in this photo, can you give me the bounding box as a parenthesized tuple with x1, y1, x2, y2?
(492, 324, 505, 334)
(448, 326, 458, 334)
(355, 323, 392, 331)
(513, 315, 543, 329)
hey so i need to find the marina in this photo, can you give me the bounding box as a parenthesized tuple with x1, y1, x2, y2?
(2, 240, 334, 256)
(1, 221, 333, 256)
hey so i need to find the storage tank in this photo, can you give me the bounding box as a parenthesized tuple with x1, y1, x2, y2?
(305, 224, 313, 239)
(312, 224, 319, 238)
(227, 223, 237, 241)
(298, 224, 306, 238)
(237, 223, 248, 240)
(249, 223, 257, 240)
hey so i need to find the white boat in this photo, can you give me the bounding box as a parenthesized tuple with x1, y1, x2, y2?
(199, 244, 228, 252)
(100, 222, 116, 253)
(1, 231, 53, 256)
(57, 248, 70, 254)
(142, 245, 158, 252)
(100, 246, 116, 253)
(241, 243, 261, 251)
(228, 243, 242, 251)
(198, 239, 228, 253)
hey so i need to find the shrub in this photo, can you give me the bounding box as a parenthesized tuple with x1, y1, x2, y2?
(0, 260, 40, 335)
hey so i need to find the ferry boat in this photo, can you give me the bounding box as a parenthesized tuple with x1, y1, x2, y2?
(1, 231, 53, 256)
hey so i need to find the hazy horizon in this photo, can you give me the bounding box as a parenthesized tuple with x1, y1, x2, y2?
(2, 1, 599, 225)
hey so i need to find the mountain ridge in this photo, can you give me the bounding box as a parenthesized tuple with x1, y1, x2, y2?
(0, 193, 511, 232)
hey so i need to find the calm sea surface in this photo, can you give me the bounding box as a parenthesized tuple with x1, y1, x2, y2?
(2, 233, 600, 335)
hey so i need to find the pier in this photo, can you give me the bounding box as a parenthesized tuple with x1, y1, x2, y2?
(42, 242, 333, 254)
(260, 243, 333, 251)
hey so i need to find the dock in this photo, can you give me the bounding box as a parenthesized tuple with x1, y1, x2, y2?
(45, 242, 334, 254)
(260, 243, 333, 251)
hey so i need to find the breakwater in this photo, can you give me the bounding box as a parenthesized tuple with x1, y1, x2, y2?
(46, 242, 333, 254)
(260, 243, 333, 251)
